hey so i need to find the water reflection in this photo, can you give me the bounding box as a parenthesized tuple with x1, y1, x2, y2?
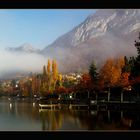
(39, 109, 140, 130)
(40, 110, 63, 130)
(0, 97, 140, 130)
(9, 103, 12, 109)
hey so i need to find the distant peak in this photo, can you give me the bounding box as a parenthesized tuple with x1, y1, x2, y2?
(19, 43, 35, 51)
(6, 43, 40, 53)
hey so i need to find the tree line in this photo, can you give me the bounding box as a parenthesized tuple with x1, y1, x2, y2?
(76, 32, 140, 98)
(9, 32, 140, 98)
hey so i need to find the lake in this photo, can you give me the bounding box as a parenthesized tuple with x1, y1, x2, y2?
(0, 96, 139, 131)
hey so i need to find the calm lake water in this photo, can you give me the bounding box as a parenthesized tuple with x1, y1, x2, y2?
(0, 96, 140, 131)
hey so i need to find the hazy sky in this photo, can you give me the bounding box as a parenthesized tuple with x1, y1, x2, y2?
(0, 9, 96, 50)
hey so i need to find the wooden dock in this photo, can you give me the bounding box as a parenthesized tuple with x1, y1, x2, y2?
(38, 99, 140, 112)
(39, 104, 63, 109)
(39, 103, 89, 111)
(69, 104, 89, 110)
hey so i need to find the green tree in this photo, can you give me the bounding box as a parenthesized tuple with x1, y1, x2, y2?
(130, 33, 140, 78)
(47, 59, 51, 91)
(122, 56, 131, 73)
(130, 32, 140, 96)
(89, 61, 98, 81)
(41, 65, 48, 95)
(43, 65, 47, 77)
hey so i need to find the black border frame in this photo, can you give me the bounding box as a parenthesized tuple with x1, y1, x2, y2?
(0, 0, 139, 8)
(0, 131, 137, 139)
(0, 0, 140, 139)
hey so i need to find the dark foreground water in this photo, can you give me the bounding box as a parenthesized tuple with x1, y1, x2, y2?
(0, 97, 140, 131)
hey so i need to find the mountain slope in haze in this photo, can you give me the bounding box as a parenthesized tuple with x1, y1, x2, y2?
(42, 9, 140, 73)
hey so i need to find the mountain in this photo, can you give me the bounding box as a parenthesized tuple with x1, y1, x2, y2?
(42, 9, 140, 73)
(6, 43, 40, 54)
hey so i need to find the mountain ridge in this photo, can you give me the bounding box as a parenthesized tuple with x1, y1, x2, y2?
(41, 9, 139, 73)
(6, 9, 140, 73)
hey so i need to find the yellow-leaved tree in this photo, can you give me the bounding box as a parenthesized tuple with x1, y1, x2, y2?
(52, 59, 58, 91)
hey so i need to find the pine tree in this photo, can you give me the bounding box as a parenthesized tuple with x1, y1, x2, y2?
(122, 56, 131, 73)
(41, 65, 47, 95)
(43, 65, 47, 77)
(131, 32, 140, 78)
(135, 32, 140, 59)
(46, 59, 51, 92)
(130, 32, 140, 96)
(89, 61, 98, 81)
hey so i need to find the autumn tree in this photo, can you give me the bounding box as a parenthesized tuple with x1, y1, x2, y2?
(52, 59, 58, 91)
(35, 74, 42, 96)
(117, 56, 131, 88)
(31, 74, 42, 96)
(75, 73, 93, 99)
(19, 80, 24, 96)
(99, 58, 115, 87)
(56, 74, 63, 88)
(47, 59, 51, 75)
(40, 65, 48, 95)
(119, 72, 130, 87)
(52, 60, 58, 81)
(20, 79, 32, 97)
(31, 75, 36, 96)
(99, 57, 125, 88)
(40, 59, 59, 95)
(98, 57, 125, 102)
(54, 86, 68, 95)
(76, 73, 92, 89)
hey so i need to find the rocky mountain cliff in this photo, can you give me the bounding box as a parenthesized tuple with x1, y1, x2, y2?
(42, 9, 140, 73)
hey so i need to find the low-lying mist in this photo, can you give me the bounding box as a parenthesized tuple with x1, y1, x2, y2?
(0, 32, 138, 79)
(0, 49, 49, 79)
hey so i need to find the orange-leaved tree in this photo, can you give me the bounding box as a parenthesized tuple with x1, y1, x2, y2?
(99, 57, 125, 88)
